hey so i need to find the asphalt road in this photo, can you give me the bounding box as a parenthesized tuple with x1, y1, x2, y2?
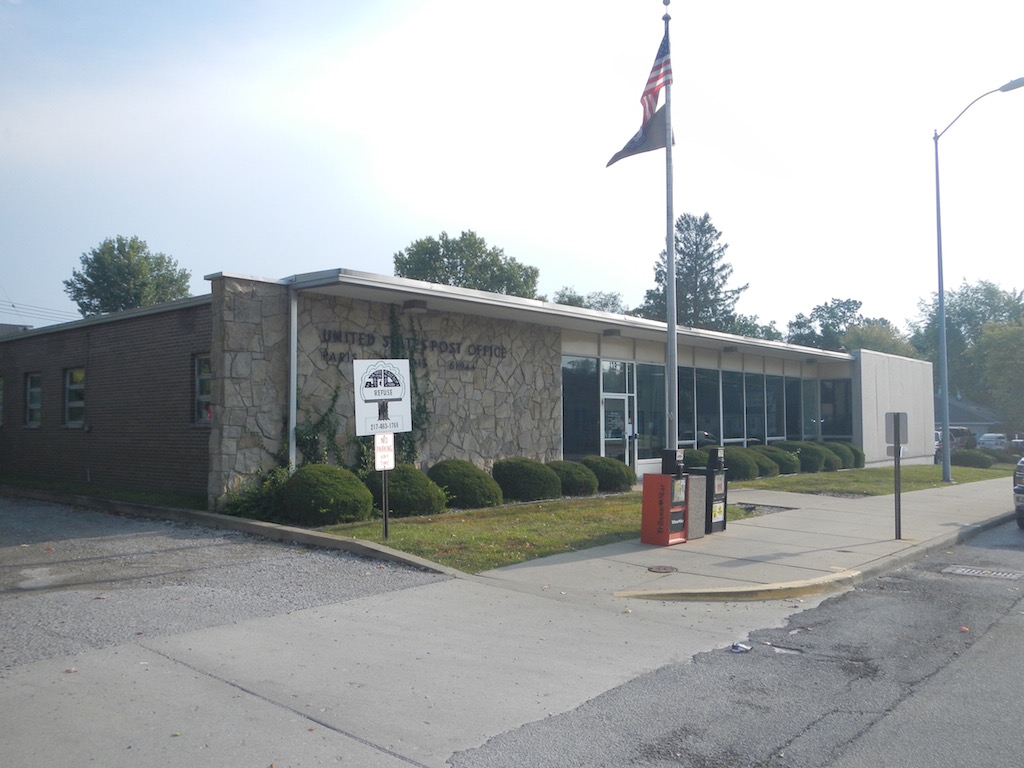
(450, 519, 1024, 768)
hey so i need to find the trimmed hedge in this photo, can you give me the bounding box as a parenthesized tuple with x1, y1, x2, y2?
(580, 455, 637, 492)
(364, 464, 446, 518)
(427, 459, 503, 509)
(774, 441, 832, 473)
(979, 447, 1017, 465)
(951, 449, 995, 468)
(742, 447, 780, 478)
(682, 448, 710, 469)
(492, 457, 562, 502)
(546, 460, 599, 497)
(751, 445, 801, 475)
(722, 446, 760, 481)
(277, 464, 373, 526)
(823, 441, 856, 469)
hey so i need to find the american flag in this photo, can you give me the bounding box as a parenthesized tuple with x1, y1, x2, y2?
(641, 33, 672, 123)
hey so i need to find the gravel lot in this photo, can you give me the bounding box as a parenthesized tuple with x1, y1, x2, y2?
(0, 496, 448, 673)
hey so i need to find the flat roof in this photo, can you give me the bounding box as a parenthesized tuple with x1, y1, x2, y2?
(205, 267, 853, 365)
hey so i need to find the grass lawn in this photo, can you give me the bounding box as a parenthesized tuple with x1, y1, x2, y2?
(323, 463, 1015, 574)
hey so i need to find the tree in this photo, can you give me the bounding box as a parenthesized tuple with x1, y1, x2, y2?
(841, 319, 919, 357)
(786, 298, 866, 351)
(975, 323, 1024, 429)
(64, 235, 191, 317)
(910, 280, 1024, 400)
(553, 287, 628, 313)
(393, 230, 539, 299)
(730, 313, 783, 341)
(633, 212, 747, 332)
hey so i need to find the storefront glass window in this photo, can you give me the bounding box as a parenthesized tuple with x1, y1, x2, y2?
(695, 368, 720, 444)
(745, 373, 765, 444)
(562, 356, 600, 461)
(636, 363, 665, 460)
(722, 371, 744, 441)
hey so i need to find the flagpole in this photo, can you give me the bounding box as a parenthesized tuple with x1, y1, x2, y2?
(662, 1, 678, 453)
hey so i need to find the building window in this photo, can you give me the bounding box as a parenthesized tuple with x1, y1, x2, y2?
(25, 372, 42, 427)
(765, 375, 785, 440)
(65, 368, 85, 427)
(820, 379, 853, 439)
(744, 373, 766, 445)
(636, 363, 665, 460)
(0, 377, 4, 427)
(561, 356, 600, 462)
(195, 354, 212, 424)
(677, 366, 695, 445)
(695, 368, 721, 444)
(721, 371, 745, 441)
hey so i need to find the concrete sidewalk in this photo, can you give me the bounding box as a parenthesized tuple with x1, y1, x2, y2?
(1, 478, 1017, 768)
(475, 477, 1017, 604)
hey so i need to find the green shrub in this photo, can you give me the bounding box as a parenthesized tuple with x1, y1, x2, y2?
(951, 449, 995, 468)
(580, 455, 637, 492)
(823, 441, 856, 469)
(682, 448, 710, 469)
(751, 445, 800, 474)
(277, 464, 373, 526)
(847, 443, 865, 468)
(364, 464, 446, 518)
(979, 448, 1016, 465)
(743, 447, 780, 478)
(220, 465, 292, 521)
(820, 449, 842, 472)
(492, 457, 562, 502)
(775, 441, 826, 473)
(722, 446, 760, 481)
(427, 459, 503, 509)
(546, 460, 599, 497)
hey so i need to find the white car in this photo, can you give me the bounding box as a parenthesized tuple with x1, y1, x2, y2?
(978, 433, 1008, 451)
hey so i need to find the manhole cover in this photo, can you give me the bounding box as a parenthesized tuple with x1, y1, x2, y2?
(941, 565, 1023, 580)
(648, 565, 678, 574)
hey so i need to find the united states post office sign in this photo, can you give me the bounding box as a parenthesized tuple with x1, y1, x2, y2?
(353, 359, 413, 436)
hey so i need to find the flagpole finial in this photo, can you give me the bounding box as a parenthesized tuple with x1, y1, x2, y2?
(663, 0, 670, 22)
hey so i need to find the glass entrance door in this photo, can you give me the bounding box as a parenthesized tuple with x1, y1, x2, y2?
(603, 395, 635, 469)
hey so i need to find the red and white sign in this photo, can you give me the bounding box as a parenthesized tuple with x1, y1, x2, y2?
(374, 432, 395, 471)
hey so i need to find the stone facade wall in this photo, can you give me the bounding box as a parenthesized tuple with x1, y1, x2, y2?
(208, 276, 291, 505)
(209, 276, 563, 505)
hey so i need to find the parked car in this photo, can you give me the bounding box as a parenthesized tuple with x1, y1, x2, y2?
(978, 432, 1008, 451)
(948, 426, 976, 450)
(1015, 457, 1024, 529)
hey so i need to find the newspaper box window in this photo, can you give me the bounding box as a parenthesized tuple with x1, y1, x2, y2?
(353, 359, 413, 436)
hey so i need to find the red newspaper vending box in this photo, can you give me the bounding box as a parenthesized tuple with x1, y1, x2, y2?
(640, 473, 687, 546)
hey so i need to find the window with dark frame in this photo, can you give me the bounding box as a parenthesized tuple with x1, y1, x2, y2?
(25, 372, 41, 427)
(195, 354, 212, 424)
(65, 368, 85, 428)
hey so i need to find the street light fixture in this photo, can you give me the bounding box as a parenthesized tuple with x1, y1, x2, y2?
(933, 76, 1024, 483)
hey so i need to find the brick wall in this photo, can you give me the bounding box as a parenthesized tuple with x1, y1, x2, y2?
(0, 299, 213, 497)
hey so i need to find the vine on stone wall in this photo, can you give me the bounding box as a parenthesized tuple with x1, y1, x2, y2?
(388, 304, 431, 465)
(268, 388, 347, 468)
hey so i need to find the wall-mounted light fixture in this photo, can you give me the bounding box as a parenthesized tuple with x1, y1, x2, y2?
(402, 299, 428, 313)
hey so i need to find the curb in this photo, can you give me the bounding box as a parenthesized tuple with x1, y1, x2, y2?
(0, 486, 464, 578)
(613, 511, 1016, 602)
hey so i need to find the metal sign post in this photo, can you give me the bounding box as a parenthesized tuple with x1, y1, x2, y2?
(354, 360, 412, 541)
(374, 432, 395, 539)
(886, 412, 908, 540)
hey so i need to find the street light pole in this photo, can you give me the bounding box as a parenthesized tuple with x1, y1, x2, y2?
(933, 76, 1024, 483)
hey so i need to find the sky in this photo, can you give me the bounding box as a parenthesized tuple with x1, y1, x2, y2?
(2, 0, 1022, 333)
